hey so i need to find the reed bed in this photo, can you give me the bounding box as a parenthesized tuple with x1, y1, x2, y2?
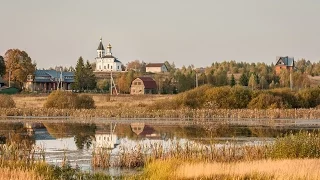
(92, 140, 269, 169)
(1, 107, 320, 120)
(93, 131, 320, 169)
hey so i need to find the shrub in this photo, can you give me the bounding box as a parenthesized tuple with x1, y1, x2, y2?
(248, 92, 288, 109)
(297, 88, 320, 108)
(44, 91, 95, 109)
(0, 94, 16, 108)
(77, 94, 95, 109)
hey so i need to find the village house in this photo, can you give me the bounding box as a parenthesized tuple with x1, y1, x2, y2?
(275, 56, 295, 75)
(95, 38, 123, 72)
(24, 69, 74, 92)
(130, 77, 157, 95)
(145, 63, 168, 73)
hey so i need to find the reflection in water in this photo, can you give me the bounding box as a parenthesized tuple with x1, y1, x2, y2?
(95, 123, 119, 149)
(0, 121, 315, 175)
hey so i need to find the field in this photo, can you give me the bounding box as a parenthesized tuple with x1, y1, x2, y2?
(12, 93, 173, 109)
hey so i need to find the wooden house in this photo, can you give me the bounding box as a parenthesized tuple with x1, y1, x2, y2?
(130, 77, 157, 95)
(275, 56, 294, 75)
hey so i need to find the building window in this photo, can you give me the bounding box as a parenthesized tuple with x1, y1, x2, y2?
(111, 65, 113, 69)
(118, 66, 119, 69)
(108, 64, 109, 69)
(99, 65, 101, 69)
(104, 66, 106, 69)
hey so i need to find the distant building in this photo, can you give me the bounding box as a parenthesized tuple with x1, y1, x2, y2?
(146, 63, 168, 73)
(95, 38, 123, 72)
(130, 77, 157, 95)
(275, 56, 294, 75)
(24, 70, 74, 92)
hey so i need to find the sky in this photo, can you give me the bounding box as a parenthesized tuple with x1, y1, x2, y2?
(1, 0, 320, 69)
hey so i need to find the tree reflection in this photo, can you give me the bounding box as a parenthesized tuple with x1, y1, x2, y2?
(43, 123, 96, 150)
(0, 122, 35, 148)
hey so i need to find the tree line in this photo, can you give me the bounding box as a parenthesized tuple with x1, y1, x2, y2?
(1, 48, 320, 92)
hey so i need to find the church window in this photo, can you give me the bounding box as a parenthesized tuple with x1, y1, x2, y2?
(108, 64, 109, 69)
(111, 65, 113, 69)
(118, 66, 119, 69)
(104, 66, 106, 69)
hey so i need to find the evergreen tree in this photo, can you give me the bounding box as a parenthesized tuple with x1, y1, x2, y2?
(239, 73, 248, 86)
(84, 60, 96, 90)
(73, 57, 85, 91)
(230, 74, 236, 87)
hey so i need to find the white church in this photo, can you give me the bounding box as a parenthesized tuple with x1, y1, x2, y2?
(95, 38, 123, 72)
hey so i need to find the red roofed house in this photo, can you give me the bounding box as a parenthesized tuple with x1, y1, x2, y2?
(130, 77, 157, 95)
(275, 56, 295, 75)
(146, 63, 168, 73)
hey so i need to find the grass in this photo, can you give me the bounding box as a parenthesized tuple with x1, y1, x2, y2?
(138, 158, 320, 180)
(12, 93, 170, 109)
(0, 167, 44, 180)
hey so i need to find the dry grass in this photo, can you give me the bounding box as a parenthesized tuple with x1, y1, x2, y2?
(0, 167, 44, 180)
(309, 75, 320, 87)
(12, 93, 172, 109)
(92, 94, 172, 109)
(12, 95, 47, 108)
(176, 159, 320, 180)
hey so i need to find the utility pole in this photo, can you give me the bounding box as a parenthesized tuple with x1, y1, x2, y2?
(196, 73, 198, 88)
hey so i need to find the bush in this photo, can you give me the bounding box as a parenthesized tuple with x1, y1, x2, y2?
(44, 91, 95, 109)
(77, 94, 96, 109)
(297, 88, 320, 108)
(248, 92, 288, 109)
(0, 94, 16, 108)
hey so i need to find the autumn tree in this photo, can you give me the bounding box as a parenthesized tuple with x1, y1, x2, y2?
(4, 49, 36, 88)
(126, 60, 146, 72)
(248, 73, 257, 90)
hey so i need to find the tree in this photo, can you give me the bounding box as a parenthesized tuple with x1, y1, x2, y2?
(248, 73, 257, 90)
(259, 76, 268, 89)
(73, 57, 85, 90)
(230, 74, 236, 87)
(0, 56, 5, 76)
(126, 60, 145, 72)
(84, 61, 96, 90)
(239, 73, 248, 86)
(4, 49, 36, 88)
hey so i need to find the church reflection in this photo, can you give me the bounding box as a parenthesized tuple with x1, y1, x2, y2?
(94, 123, 119, 150)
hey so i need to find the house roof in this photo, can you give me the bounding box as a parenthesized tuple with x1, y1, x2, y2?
(34, 70, 74, 83)
(137, 77, 157, 89)
(97, 40, 105, 50)
(146, 63, 165, 67)
(101, 55, 121, 63)
(276, 56, 294, 67)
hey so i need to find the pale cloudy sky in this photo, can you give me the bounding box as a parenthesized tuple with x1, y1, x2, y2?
(0, 0, 319, 69)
